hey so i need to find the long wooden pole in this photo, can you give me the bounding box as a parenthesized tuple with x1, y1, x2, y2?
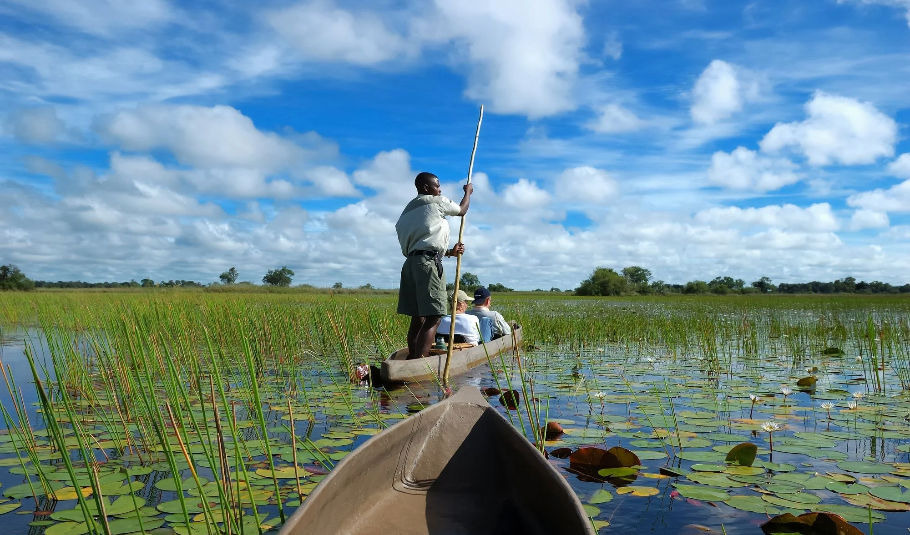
(444, 105, 484, 387)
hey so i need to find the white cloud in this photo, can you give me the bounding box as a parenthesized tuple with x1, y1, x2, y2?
(708, 147, 800, 191)
(302, 166, 361, 197)
(695, 203, 840, 233)
(2, 0, 173, 36)
(96, 104, 306, 170)
(691, 60, 760, 124)
(838, 0, 910, 27)
(5, 107, 65, 144)
(502, 178, 551, 209)
(850, 209, 890, 230)
(266, 1, 409, 65)
(603, 32, 622, 60)
(760, 92, 897, 166)
(555, 166, 620, 203)
(586, 104, 644, 133)
(887, 154, 910, 178)
(426, 0, 585, 118)
(847, 179, 910, 212)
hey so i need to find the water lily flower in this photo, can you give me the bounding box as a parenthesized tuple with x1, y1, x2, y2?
(591, 391, 607, 399)
(749, 394, 761, 418)
(761, 421, 782, 433)
(847, 401, 858, 410)
(780, 386, 793, 407)
(761, 420, 781, 456)
(821, 402, 835, 419)
(851, 391, 864, 400)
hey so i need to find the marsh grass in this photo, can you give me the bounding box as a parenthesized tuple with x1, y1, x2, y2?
(0, 293, 908, 533)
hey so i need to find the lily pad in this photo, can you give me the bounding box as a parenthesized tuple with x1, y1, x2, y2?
(870, 486, 910, 504)
(836, 461, 894, 475)
(616, 486, 659, 497)
(724, 495, 781, 514)
(725, 442, 758, 467)
(590, 489, 613, 504)
(673, 484, 730, 501)
(824, 482, 869, 495)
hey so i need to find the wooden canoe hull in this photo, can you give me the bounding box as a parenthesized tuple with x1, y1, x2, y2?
(380, 326, 522, 384)
(278, 386, 595, 535)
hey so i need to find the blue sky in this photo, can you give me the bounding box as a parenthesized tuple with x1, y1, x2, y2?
(2, 0, 910, 289)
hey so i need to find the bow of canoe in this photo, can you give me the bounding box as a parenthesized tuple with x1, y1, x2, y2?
(278, 385, 594, 535)
(380, 325, 523, 384)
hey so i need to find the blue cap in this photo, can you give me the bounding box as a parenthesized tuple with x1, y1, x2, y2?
(473, 286, 491, 305)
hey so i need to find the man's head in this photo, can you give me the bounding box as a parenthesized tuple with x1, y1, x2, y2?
(451, 289, 470, 312)
(415, 172, 441, 196)
(473, 286, 492, 307)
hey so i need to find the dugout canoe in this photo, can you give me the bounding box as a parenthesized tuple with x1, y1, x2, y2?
(380, 325, 523, 384)
(278, 385, 595, 535)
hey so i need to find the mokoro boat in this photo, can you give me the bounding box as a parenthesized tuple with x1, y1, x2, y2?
(278, 386, 595, 535)
(380, 325, 523, 383)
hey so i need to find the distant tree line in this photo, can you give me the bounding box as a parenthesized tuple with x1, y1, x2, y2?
(576, 267, 910, 296)
(445, 272, 514, 294)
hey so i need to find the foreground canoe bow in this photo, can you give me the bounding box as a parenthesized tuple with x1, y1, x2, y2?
(381, 325, 523, 384)
(279, 386, 595, 535)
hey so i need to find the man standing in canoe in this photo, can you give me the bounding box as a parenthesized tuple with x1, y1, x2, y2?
(396, 172, 473, 360)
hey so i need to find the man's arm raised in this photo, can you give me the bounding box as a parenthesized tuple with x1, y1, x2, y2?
(457, 183, 473, 216)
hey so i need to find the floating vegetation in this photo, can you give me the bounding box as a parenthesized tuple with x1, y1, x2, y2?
(0, 293, 908, 534)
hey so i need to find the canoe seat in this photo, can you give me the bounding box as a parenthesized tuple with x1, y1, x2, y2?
(479, 317, 493, 343)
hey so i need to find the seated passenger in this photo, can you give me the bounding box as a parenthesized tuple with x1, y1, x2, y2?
(437, 290, 481, 346)
(466, 286, 512, 340)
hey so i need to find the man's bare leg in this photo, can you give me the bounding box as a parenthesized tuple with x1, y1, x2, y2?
(408, 315, 441, 360)
(407, 316, 423, 359)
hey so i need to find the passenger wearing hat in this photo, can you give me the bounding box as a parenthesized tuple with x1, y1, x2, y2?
(466, 286, 512, 340)
(437, 289, 481, 346)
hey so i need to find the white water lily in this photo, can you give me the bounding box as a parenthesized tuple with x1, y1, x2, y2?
(749, 394, 759, 402)
(851, 391, 864, 400)
(780, 386, 793, 396)
(820, 402, 835, 409)
(855, 356, 863, 362)
(847, 401, 858, 410)
(591, 391, 607, 399)
(761, 421, 782, 433)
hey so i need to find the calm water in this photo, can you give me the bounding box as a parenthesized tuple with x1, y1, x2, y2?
(0, 331, 909, 534)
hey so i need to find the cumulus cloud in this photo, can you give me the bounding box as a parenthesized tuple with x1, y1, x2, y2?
(96, 105, 305, 170)
(695, 203, 840, 232)
(760, 92, 897, 166)
(266, 1, 409, 65)
(426, 0, 585, 117)
(850, 209, 890, 230)
(847, 179, 910, 213)
(5, 107, 66, 144)
(555, 166, 620, 203)
(93, 104, 355, 198)
(502, 178, 551, 209)
(708, 147, 800, 191)
(887, 154, 910, 178)
(691, 60, 760, 124)
(586, 104, 644, 134)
